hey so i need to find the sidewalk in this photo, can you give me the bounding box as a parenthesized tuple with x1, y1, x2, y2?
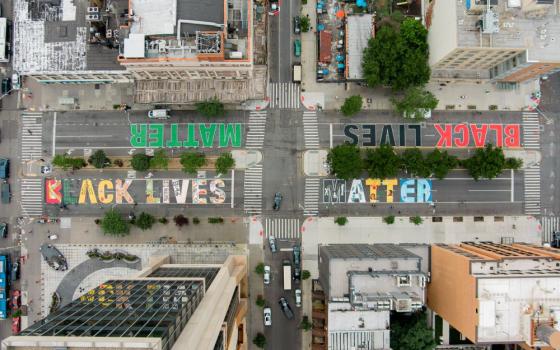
(298, 0, 541, 112)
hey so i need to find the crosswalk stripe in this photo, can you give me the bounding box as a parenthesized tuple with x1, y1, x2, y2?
(244, 164, 263, 215)
(541, 216, 560, 243)
(523, 165, 541, 215)
(303, 111, 320, 149)
(21, 112, 44, 162)
(264, 218, 300, 239)
(246, 111, 267, 149)
(268, 82, 301, 109)
(522, 112, 540, 150)
(20, 178, 44, 217)
(304, 178, 320, 216)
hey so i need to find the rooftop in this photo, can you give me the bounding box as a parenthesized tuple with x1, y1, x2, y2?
(346, 14, 374, 80)
(456, 0, 560, 61)
(320, 243, 421, 260)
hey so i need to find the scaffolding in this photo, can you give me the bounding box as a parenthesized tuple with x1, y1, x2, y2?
(196, 31, 221, 54)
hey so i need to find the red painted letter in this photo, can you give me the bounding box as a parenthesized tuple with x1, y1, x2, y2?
(504, 124, 521, 148)
(489, 124, 503, 147)
(453, 124, 469, 148)
(435, 124, 452, 148)
(470, 124, 488, 148)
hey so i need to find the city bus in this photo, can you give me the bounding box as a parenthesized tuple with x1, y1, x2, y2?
(0, 18, 9, 63)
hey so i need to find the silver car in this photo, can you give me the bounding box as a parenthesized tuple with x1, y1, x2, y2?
(295, 288, 302, 307)
(264, 307, 272, 326)
(264, 265, 271, 285)
(268, 236, 277, 253)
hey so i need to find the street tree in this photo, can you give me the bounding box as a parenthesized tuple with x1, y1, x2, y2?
(364, 144, 401, 179)
(253, 333, 267, 349)
(391, 87, 438, 120)
(149, 149, 169, 170)
(196, 97, 225, 117)
(131, 153, 151, 171)
(52, 155, 86, 170)
(383, 215, 395, 224)
(255, 262, 265, 275)
(256, 295, 266, 308)
(300, 316, 312, 331)
(410, 216, 423, 225)
(215, 152, 235, 174)
(135, 212, 155, 230)
(341, 95, 363, 117)
(391, 312, 436, 350)
(300, 16, 310, 32)
(301, 270, 311, 280)
(463, 144, 506, 180)
(334, 217, 348, 226)
(101, 209, 130, 236)
(327, 143, 363, 180)
(180, 152, 206, 174)
(426, 149, 458, 179)
(505, 157, 523, 169)
(362, 19, 430, 91)
(88, 150, 110, 169)
(401, 148, 431, 178)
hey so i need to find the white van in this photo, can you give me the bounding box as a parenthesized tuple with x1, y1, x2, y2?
(148, 109, 170, 119)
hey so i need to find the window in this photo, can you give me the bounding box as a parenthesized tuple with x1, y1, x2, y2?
(474, 216, 484, 222)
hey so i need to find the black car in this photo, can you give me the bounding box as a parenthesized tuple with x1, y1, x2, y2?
(0, 222, 6, 238)
(293, 16, 301, 34)
(273, 192, 282, 211)
(1, 78, 11, 95)
(293, 266, 301, 281)
(293, 245, 301, 267)
(11, 261, 19, 281)
(278, 297, 294, 319)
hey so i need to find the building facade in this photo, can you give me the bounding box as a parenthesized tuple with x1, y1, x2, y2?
(427, 0, 560, 85)
(428, 242, 560, 349)
(2, 254, 248, 350)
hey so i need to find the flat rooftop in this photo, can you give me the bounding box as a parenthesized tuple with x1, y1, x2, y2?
(456, 0, 560, 61)
(346, 14, 373, 80)
(320, 243, 421, 260)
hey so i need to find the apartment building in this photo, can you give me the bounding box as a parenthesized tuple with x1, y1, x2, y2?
(427, 0, 560, 85)
(428, 242, 560, 349)
(317, 244, 430, 350)
(2, 254, 248, 350)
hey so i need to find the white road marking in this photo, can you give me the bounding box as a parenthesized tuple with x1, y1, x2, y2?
(52, 112, 56, 157)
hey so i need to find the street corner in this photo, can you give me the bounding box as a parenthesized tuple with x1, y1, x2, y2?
(248, 215, 264, 245)
(301, 92, 324, 111)
(303, 150, 329, 176)
(232, 150, 263, 169)
(504, 149, 542, 168)
(242, 99, 270, 111)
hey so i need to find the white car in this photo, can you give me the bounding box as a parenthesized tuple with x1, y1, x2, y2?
(264, 307, 272, 326)
(11, 73, 20, 90)
(263, 265, 271, 285)
(295, 288, 302, 307)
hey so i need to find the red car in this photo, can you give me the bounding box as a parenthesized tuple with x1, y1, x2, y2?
(11, 316, 20, 334)
(11, 290, 20, 311)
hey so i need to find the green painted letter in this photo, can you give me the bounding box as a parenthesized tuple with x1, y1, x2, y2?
(148, 124, 164, 148)
(183, 124, 200, 148)
(166, 124, 183, 148)
(219, 123, 242, 148)
(130, 124, 147, 148)
(200, 123, 217, 148)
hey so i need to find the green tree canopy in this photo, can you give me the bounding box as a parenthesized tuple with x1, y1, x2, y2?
(255, 262, 265, 275)
(300, 16, 310, 32)
(401, 148, 431, 178)
(131, 153, 151, 171)
(363, 19, 430, 91)
(364, 144, 401, 179)
(149, 149, 169, 170)
(426, 149, 458, 179)
(301, 270, 311, 280)
(391, 312, 436, 350)
(463, 144, 506, 180)
(341, 95, 363, 117)
(392, 87, 438, 120)
(505, 157, 523, 169)
(52, 155, 86, 170)
(253, 333, 267, 348)
(101, 209, 130, 236)
(88, 150, 110, 169)
(327, 143, 363, 180)
(180, 152, 207, 174)
(196, 97, 225, 117)
(215, 152, 235, 174)
(334, 217, 348, 226)
(135, 212, 155, 230)
(300, 316, 312, 331)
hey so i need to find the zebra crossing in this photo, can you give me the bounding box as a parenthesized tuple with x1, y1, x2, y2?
(243, 164, 263, 215)
(246, 111, 267, 149)
(264, 218, 300, 239)
(522, 112, 540, 150)
(20, 178, 43, 217)
(268, 82, 300, 109)
(541, 216, 560, 243)
(303, 178, 320, 216)
(524, 165, 541, 216)
(303, 111, 320, 149)
(21, 112, 43, 162)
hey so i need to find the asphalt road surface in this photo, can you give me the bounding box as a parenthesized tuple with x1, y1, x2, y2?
(268, 0, 298, 82)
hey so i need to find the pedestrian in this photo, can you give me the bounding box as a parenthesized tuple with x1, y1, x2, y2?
(27, 129, 32, 135)
(39, 158, 45, 162)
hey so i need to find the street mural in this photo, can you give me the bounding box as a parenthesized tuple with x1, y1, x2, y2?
(343, 123, 521, 148)
(129, 123, 243, 148)
(45, 178, 228, 205)
(323, 178, 432, 204)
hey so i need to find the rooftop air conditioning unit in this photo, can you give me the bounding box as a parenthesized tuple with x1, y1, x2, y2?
(395, 298, 412, 312)
(87, 7, 99, 13)
(159, 41, 167, 53)
(86, 14, 100, 21)
(397, 275, 411, 287)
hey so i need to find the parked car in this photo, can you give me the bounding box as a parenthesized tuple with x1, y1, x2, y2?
(0, 222, 6, 238)
(293, 266, 301, 281)
(273, 192, 282, 211)
(148, 109, 170, 119)
(11, 73, 20, 90)
(11, 262, 19, 281)
(268, 236, 277, 253)
(294, 39, 301, 57)
(293, 17, 301, 34)
(0, 158, 9, 179)
(11, 316, 20, 335)
(264, 307, 272, 326)
(1, 182, 10, 204)
(295, 288, 302, 307)
(11, 290, 20, 311)
(293, 245, 301, 267)
(263, 265, 271, 285)
(278, 297, 294, 320)
(1, 78, 10, 95)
